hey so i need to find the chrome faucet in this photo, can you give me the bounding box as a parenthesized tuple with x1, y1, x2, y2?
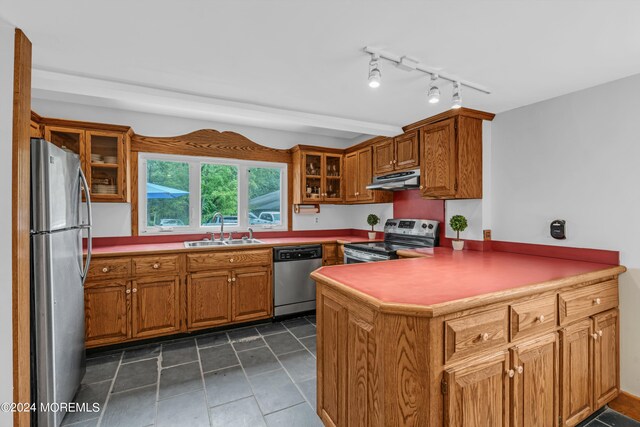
(248, 228, 254, 240)
(210, 212, 224, 241)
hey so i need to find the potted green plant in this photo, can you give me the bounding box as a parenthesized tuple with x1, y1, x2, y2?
(449, 215, 468, 250)
(367, 214, 380, 240)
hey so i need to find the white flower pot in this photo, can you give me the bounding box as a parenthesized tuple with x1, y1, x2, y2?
(452, 240, 465, 251)
(368, 232, 377, 240)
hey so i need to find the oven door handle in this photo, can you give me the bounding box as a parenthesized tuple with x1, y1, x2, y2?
(344, 248, 389, 262)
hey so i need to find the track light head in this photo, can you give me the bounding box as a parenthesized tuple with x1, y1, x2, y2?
(452, 81, 462, 109)
(368, 55, 381, 88)
(428, 74, 440, 104)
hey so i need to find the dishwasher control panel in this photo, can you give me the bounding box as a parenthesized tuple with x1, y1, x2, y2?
(273, 245, 322, 262)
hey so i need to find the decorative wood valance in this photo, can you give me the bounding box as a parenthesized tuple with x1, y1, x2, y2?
(131, 129, 292, 164)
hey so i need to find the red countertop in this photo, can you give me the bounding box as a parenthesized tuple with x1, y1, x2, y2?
(312, 248, 624, 315)
(89, 235, 374, 256)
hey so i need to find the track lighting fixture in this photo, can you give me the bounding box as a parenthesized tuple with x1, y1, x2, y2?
(368, 54, 381, 88)
(451, 81, 462, 109)
(363, 47, 490, 105)
(427, 74, 440, 104)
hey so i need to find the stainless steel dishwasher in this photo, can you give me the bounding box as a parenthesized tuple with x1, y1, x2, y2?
(273, 245, 323, 316)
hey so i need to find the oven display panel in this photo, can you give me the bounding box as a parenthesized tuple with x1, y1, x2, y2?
(398, 221, 415, 229)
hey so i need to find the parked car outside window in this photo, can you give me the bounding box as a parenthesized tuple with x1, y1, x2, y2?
(159, 219, 185, 226)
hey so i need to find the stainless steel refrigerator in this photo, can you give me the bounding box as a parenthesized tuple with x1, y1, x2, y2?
(31, 138, 92, 427)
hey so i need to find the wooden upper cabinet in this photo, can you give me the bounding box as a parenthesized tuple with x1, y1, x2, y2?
(44, 123, 130, 203)
(84, 279, 130, 347)
(510, 333, 559, 427)
(293, 149, 343, 204)
(394, 130, 419, 170)
(420, 118, 457, 198)
(85, 130, 128, 202)
(344, 152, 358, 202)
(373, 138, 395, 175)
(420, 115, 484, 199)
(593, 309, 619, 408)
(231, 266, 272, 322)
(187, 270, 231, 329)
(444, 351, 510, 427)
(131, 275, 181, 338)
(372, 131, 419, 176)
(561, 318, 593, 427)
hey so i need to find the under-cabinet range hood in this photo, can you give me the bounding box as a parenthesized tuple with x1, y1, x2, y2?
(366, 168, 420, 191)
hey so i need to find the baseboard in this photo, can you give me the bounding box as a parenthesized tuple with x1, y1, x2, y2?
(608, 391, 640, 421)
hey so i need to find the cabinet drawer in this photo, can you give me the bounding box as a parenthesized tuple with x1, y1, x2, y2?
(323, 244, 338, 260)
(133, 255, 180, 275)
(188, 249, 272, 271)
(559, 280, 618, 325)
(88, 258, 131, 279)
(510, 294, 557, 341)
(444, 307, 509, 363)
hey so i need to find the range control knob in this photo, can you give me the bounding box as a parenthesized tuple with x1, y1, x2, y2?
(422, 224, 428, 228)
(428, 224, 434, 229)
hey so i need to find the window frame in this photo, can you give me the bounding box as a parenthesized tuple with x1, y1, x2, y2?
(138, 152, 288, 235)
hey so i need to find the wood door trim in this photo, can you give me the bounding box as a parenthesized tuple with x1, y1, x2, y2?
(608, 391, 640, 421)
(12, 28, 32, 427)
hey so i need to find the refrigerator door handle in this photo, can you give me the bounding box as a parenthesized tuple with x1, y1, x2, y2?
(79, 168, 92, 285)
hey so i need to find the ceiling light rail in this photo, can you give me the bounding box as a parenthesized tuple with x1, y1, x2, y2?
(363, 46, 491, 95)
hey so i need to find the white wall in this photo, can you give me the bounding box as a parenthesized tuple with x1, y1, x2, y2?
(292, 203, 393, 231)
(33, 99, 368, 236)
(0, 20, 15, 427)
(491, 73, 640, 395)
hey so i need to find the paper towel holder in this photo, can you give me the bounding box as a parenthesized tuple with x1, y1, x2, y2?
(294, 204, 320, 214)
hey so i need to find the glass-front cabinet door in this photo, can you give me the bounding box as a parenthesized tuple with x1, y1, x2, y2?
(324, 154, 343, 202)
(45, 126, 85, 164)
(302, 152, 323, 203)
(85, 130, 126, 202)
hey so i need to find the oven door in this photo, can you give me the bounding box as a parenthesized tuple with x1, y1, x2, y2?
(344, 247, 390, 264)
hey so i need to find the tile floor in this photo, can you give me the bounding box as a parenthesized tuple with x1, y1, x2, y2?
(62, 315, 321, 427)
(62, 314, 639, 427)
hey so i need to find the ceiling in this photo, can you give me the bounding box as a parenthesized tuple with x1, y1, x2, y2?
(3, 0, 640, 139)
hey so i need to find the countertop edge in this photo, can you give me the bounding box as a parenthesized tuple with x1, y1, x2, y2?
(310, 264, 627, 318)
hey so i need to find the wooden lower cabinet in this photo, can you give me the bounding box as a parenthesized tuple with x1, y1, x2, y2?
(232, 267, 272, 321)
(560, 309, 619, 427)
(444, 351, 510, 427)
(131, 275, 181, 338)
(511, 333, 559, 427)
(84, 279, 130, 347)
(314, 277, 621, 427)
(187, 270, 231, 329)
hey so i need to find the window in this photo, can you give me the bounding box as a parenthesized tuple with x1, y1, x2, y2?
(139, 153, 287, 234)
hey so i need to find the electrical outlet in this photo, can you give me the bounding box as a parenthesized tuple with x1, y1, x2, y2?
(315, 217, 319, 224)
(483, 229, 492, 241)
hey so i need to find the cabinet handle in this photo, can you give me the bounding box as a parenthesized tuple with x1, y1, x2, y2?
(516, 365, 523, 374)
(594, 297, 601, 305)
(507, 369, 515, 378)
(597, 329, 603, 337)
(389, 161, 393, 165)
(126, 289, 131, 294)
(419, 185, 424, 190)
(132, 288, 137, 293)
(592, 333, 599, 340)
(102, 267, 109, 273)
(355, 192, 359, 196)
(537, 314, 545, 323)
(153, 263, 160, 269)
(232, 277, 236, 282)
(393, 159, 397, 164)
(227, 278, 232, 283)
(480, 333, 489, 342)
(229, 258, 234, 263)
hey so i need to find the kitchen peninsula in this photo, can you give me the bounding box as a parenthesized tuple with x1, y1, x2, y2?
(311, 249, 625, 427)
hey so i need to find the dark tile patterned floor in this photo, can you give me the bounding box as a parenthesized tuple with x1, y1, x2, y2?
(61, 312, 638, 427)
(579, 408, 640, 427)
(62, 315, 321, 427)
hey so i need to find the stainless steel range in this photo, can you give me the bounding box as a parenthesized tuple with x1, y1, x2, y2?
(343, 219, 439, 263)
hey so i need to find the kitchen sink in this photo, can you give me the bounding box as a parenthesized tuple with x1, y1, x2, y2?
(183, 238, 263, 248)
(226, 238, 263, 245)
(183, 240, 229, 248)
